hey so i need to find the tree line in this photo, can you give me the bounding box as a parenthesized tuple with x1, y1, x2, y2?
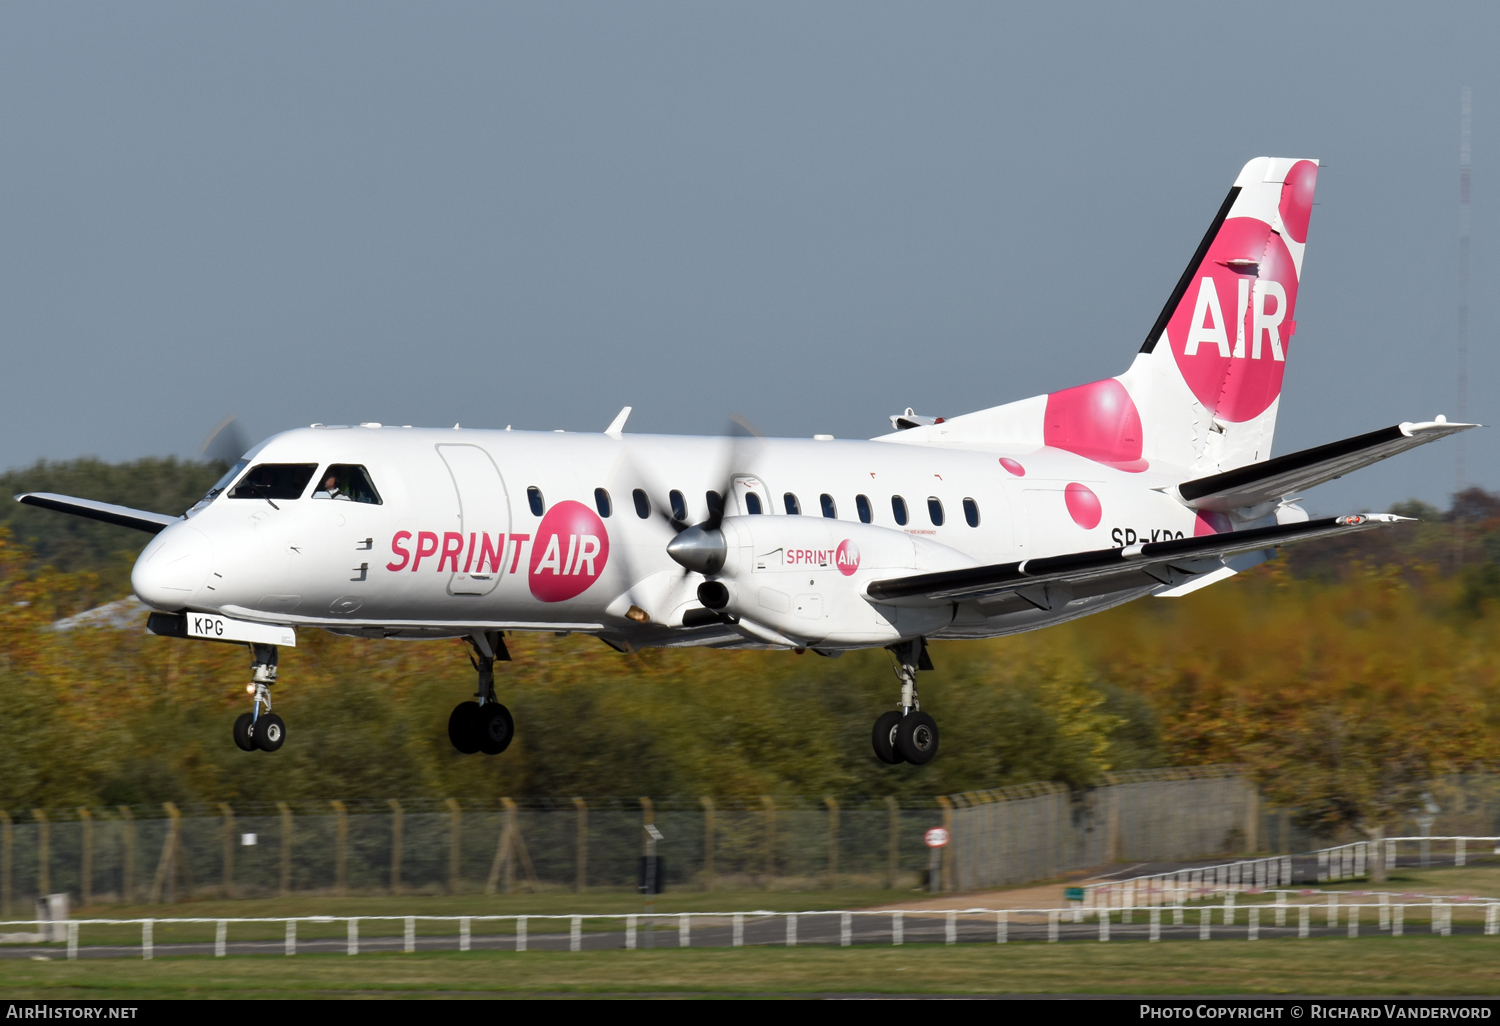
(0, 457, 1496, 841)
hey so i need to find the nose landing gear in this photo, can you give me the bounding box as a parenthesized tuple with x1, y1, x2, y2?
(448, 631, 515, 756)
(233, 644, 286, 753)
(872, 639, 939, 766)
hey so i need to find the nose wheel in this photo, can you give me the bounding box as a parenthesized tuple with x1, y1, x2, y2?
(450, 631, 515, 755)
(232, 645, 286, 753)
(872, 639, 939, 766)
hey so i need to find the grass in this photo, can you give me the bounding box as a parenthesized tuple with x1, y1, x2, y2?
(3, 936, 1500, 997)
(1323, 864, 1500, 897)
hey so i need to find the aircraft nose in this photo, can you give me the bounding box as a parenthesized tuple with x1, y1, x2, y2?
(131, 524, 214, 610)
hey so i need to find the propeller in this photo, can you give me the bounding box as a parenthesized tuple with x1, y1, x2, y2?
(200, 415, 250, 466)
(616, 416, 762, 616)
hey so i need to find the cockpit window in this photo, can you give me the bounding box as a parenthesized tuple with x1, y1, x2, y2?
(189, 459, 250, 513)
(228, 463, 318, 500)
(312, 464, 382, 504)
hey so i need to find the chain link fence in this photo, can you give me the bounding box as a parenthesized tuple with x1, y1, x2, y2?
(0, 796, 949, 911)
(5, 770, 1497, 912)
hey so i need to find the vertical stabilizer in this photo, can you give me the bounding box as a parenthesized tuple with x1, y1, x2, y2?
(1119, 157, 1319, 472)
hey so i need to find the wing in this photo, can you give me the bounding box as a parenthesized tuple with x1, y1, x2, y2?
(866, 513, 1403, 607)
(1176, 420, 1475, 512)
(15, 492, 181, 535)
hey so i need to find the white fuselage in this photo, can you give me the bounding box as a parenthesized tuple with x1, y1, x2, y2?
(130, 424, 1221, 651)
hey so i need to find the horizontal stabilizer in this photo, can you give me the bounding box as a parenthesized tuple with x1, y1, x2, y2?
(1175, 420, 1477, 512)
(15, 492, 181, 535)
(866, 513, 1404, 606)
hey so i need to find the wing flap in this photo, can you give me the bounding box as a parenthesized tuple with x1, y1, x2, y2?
(1176, 420, 1475, 512)
(15, 492, 181, 534)
(866, 514, 1403, 605)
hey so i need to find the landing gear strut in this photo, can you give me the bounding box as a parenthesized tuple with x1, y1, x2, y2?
(233, 644, 285, 753)
(449, 631, 515, 756)
(872, 638, 939, 766)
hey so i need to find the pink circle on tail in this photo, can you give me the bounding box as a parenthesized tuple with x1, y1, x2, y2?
(1278, 161, 1318, 244)
(999, 458, 1026, 477)
(1167, 218, 1300, 423)
(1044, 378, 1145, 469)
(1064, 483, 1102, 530)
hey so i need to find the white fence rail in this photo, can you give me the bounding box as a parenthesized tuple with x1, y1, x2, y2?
(6, 887, 1500, 959)
(1082, 836, 1500, 912)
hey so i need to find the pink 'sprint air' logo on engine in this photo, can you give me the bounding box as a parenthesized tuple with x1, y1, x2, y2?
(529, 500, 610, 602)
(1166, 162, 1316, 424)
(835, 539, 860, 576)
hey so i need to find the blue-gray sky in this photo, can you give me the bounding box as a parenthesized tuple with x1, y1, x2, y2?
(1, 2, 1496, 514)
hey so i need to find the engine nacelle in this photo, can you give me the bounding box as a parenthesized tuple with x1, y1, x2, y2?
(710, 516, 977, 648)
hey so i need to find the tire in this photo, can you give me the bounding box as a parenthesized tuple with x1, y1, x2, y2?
(895, 711, 939, 765)
(448, 701, 481, 754)
(255, 712, 286, 752)
(871, 710, 905, 765)
(233, 712, 257, 752)
(477, 702, 515, 755)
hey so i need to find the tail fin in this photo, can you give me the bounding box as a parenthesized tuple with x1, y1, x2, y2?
(877, 158, 1318, 476)
(1120, 157, 1319, 472)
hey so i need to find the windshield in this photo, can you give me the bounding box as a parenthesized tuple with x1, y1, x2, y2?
(186, 459, 250, 516)
(228, 463, 318, 500)
(311, 464, 382, 504)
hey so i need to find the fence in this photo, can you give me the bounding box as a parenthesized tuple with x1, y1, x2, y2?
(948, 769, 1500, 894)
(9, 884, 1500, 959)
(0, 797, 953, 911)
(948, 768, 1264, 891)
(1082, 836, 1500, 913)
(6, 770, 1498, 912)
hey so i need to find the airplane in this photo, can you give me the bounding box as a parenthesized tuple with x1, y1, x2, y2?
(17, 156, 1474, 766)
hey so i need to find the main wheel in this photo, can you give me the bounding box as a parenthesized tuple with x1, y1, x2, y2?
(895, 711, 939, 765)
(871, 710, 905, 765)
(233, 712, 257, 752)
(255, 712, 286, 752)
(448, 701, 482, 754)
(477, 702, 515, 755)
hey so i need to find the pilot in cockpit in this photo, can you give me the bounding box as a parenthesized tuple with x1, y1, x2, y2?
(313, 469, 349, 500)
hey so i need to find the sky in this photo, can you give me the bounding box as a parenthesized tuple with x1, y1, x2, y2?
(1, 2, 1497, 515)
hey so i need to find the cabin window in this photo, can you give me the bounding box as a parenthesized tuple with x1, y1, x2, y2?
(312, 464, 382, 504)
(892, 495, 908, 526)
(705, 490, 724, 522)
(669, 489, 688, 523)
(855, 494, 872, 524)
(594, 488, 613, 518)
(228, 463, 317, 501)
(784, 493, 801, 515)
(820, 493, 837, 519)
(927, 497, 944, 526)
(745, 492, 763, 515)
(963, 497, 980, 527)
(633, 488, 651, 519)
(527, 486, 545, 516)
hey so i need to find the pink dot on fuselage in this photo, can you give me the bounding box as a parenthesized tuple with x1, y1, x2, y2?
(999, 458, 1026, 477)
(1064, 483, 1102, 530)
(1278, 160, 1318, 244)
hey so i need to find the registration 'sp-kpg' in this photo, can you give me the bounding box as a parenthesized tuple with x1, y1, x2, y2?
(19, 157, 1473, 765)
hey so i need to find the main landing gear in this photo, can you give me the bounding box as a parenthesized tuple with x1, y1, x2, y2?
(872, 638, 939, 766)
(233, 644, 286, 753)
(448, 631, 515, 756)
